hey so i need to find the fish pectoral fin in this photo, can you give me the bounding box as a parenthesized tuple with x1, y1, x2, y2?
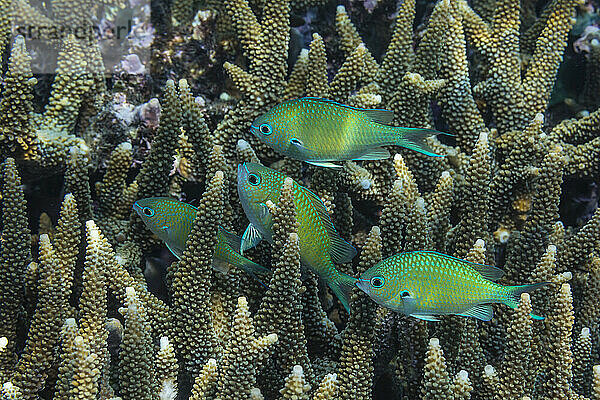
(400, 292, 417, 315)
(410, 314, 440, 322)
(211, 259, 232, 274)
(257, 203, 271, 223)
(305, 160, 343, 169)
(354, 147, 391, 161)
(458, 304, 494, 321)
(240, 224, 263, 255)
(289, 139, 316, 159)
(165, 242, 184, 260)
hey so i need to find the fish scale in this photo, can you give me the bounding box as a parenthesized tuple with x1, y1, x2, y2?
(357, 251, 547, 321)
(133, 197, 269, 281)
(237, 162, 358, 312)
(249, 97, 448, 168)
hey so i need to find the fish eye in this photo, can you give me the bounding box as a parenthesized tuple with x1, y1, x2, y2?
(370, 276, 385, 288)
(259, 123, 272, 135)
(248, 173, 261, 186)
(400, 290, 410, 298)
(142, 207, 154, 217)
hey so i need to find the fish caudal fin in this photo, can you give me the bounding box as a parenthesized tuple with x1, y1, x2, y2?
(328, 272, 357, 314)
(504, 282, 549, 320)
(395, 127, 449, 157)
(235, 258, 270, 288)
(238, 259, 270, 276)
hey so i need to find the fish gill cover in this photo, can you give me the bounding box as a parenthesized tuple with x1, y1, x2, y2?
(0, 0, 599, 399)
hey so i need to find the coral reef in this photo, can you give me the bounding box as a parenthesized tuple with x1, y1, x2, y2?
(1, 0, 600, 399)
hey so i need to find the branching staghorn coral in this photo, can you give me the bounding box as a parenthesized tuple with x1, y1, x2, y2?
(0, 158, 31, 379)
(214, 297, 278, 400)
(119, 286, 154, 400)
(0, 36, 38, 161)
(337, 226, 381, 400)
(170, 171, 224, 374)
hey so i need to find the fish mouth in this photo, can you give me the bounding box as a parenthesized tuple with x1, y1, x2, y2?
(237, 163, 250, 202)
(355, 278, 369, 292)
(249, 125, 259, 136)
(132, 201, 142, 214)
(237, 163, 249, 185)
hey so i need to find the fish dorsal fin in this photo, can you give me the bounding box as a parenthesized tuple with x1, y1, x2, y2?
(469, 262, 504, 281)
(354, 147, 391, 161)
(301, 97, 394, 124)
(459, 304, 494, 321)
(218, 226, 242, 252)
(408, 251, 504, 282)
(240, 224, 264, 255)
(302, 187, 357, 263)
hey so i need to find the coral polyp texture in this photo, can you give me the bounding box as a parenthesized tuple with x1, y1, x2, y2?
(0, 0, 600, 399)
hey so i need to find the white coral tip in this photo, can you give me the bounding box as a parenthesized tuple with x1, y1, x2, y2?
(457, 370, 469, 381)
(119, 142, 133, 151)
(292, 365, 303, 375)
(484, 365, 495, 375)
(160, 336, 170, 350)
(582, 327, 590, 337)
(237, 139, 250, 150)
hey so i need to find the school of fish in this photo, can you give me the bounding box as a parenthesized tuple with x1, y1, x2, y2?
(134, 97, 548, 320)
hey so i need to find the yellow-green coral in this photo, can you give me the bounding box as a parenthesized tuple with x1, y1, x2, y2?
(171, 171, 224, 373)
(0, 36, 38, 160)
(119, 287, 154, 400)
(1, 0, 600, 399)
(0, 159, 31, 379)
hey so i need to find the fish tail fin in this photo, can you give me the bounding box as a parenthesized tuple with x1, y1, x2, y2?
(238, 259, 271, 289)
(504, 282, 549, 320)
(328, 272, 358, 314)
(394, 127, 451, 157)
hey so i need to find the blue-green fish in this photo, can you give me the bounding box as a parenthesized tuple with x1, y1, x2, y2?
(237, 162, 357, 312)
(133, 197, 269, 278)
(357, 251, 547, 321)
(250, 97, 447, 168)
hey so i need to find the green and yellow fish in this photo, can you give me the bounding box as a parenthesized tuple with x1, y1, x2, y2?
(133, 197, 269, 278)
(250, 97, 448, 168)
(357, 251, 547, 321)
(237, 162, 358, 312)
